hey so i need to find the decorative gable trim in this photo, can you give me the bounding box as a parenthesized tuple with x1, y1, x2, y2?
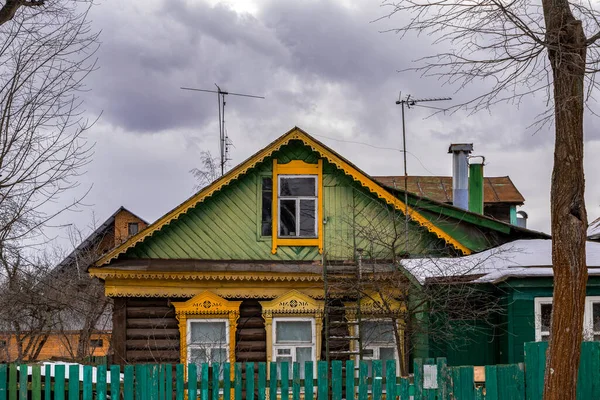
(96, 127, 470, 266)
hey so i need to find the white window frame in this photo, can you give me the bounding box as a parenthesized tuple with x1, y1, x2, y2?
(356, 319, 400, 375)
(277, 175, 318, 238)
(585, 296, 600, 341)
(272, 317, 317, 373)
(534, 297, 553, 342)
(187, 318, 230, 366)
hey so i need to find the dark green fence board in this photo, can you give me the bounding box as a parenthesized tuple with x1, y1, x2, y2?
(96, 364, 106, 400)
(280, 362, 289, 400)
(413, 358, 423, 400)
(423, 358, 435, 400)
(175, 364, 184, 400)
(345, 360, 354, 400)
(268, 363, 276, 400)
(247, 363, 255, 400)
(223, 363, 231, 400)
(453, 366, 474, 400)
(258, 363, 267, 400)
(485, 365, 498, 400)
(358, 361, 368, 400)
(18, 365, 26, 400)
(8, 365, 15, 400)
(291, 363, 299, 400)
(385, 360, 396, 400)
(234, 363, 242, 400)
(55, 365, 65, 400)
(110, 365, 121, 400)
(577, 342, 600, 399)
(331, 361, 342, 400)
(398, 378, 409, 400)
(304, 362, 313, 400)
(200, 363, 208, 400)
(82, 366, 92, 400)
(372, 360, 382, 400)
(31, 365, 41, 400)
(497, 364, 524, 400)
(436, 358, 448, 400)
(211, 363, 219, 400)
(124, 365, 134, 400)
(134, 365, 143, 400)
(524, 341, 547, 400)
(150, 365, 159, 400)
(44, 365, 51, 400)
(0, 364, 6, 400)
(188, 364, 198, 400)
(68, 365, 79, 400)
(317, 362, 327, 400)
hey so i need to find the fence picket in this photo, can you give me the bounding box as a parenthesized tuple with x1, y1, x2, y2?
(372, 360, 382, 400)
(280, 362, 289, 400)
(454, 366, 474, 400)
(175, 365, 184, 400)
(18, 365, 26, 400)
(345, 360, 354, 400)
(44, 365, 51, 400)
(484, 366, 498, 400)
(159, 365, 165, 400)
(317, 361, 328, 400)
(304, 362, 313, 400)
(398, 377, 409, 400)
(111, 365, 121, 400)
(31, 365, 41, 400)
(331, 361, 342, 400)
(223, 363, 231, 400)
(413, 358, 422, 400)
(524, 341, 546, 400)
(124, 365, 134, 400)
(258, 363, 267, 400)
(82, 366, 92, 400)
(0, 365, 5, 400)
(8, 365, 15, 400)
(55, 365, 65, 400)
(268, 363, 277, 400)
(200, 363, 208, 400)
(246, 363, 255, 400)
(234, 363, 242, 400)
(577, 341, 600, 399)
(188, 364, 198, 400)
(436, 358, 448, 400)
(149, 365, 159, 400)
(358, 361, 368, 400)
(97, 364, 106, 400)
(385, 360, 396, 400)
(68, 365, 79, 400)
(210, 363, 218, 400)
(291, 363, 299, 400)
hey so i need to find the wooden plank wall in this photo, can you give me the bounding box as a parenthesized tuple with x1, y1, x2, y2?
(236, 300, 266, 363)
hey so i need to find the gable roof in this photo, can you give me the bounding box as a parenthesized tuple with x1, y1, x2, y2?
(373, 176, 525, 205)
(589, 216, 600, 240)
(96, 127, 475, 266)
(58, 206, 148, 270)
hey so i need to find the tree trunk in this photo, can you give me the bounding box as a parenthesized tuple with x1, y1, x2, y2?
(541, 1, 588, 398)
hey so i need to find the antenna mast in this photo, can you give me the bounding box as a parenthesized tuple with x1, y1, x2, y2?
(181, 85, 265, 175)
(395, 94, 451, 251)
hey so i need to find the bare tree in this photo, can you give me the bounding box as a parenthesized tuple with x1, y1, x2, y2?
(190, 151, 221, 191)
(381, 0, 596, 396)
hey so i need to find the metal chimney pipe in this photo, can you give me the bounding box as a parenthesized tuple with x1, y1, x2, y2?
(448, 143, 473, 210)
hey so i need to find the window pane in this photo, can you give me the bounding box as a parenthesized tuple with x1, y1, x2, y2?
(189, 348, 208, 365)
(190, 321, 227, 344)
(211, 348, 228, 363)
(380, 348, 396, 376)
(261, 178, 272, 236)
(128, 223, 139, 236)
(296, 347, 312, 379)
(280, 177, 316, 196)
(593, 303, 600, 332)
(363, 348, 375, 358)
(541, 304, 552, 332)
(361, 321, 395, 343)
(276, 357, 292, 379)
(299, 199, 316, 237)
(279, 200, 297, 236)
(276, 321, 312, 342)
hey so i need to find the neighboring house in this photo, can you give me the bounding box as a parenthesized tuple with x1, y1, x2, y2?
(0, 207, 148, 363)
(588, 216, 600, 241)
(403, 239, 600, 366)
(88, 127, 544, 371)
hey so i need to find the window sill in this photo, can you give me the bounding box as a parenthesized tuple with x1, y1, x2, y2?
(277, 238, 320, 247)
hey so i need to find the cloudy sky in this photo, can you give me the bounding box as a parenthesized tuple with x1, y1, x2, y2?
(58, 0, 600, 241)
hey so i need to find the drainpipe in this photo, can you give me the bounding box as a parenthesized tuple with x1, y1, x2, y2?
(468, 156, 485, 214)
(448, 143, 473, 210)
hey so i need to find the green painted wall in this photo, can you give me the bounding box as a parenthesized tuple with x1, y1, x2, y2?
(123, 140, 447, 262)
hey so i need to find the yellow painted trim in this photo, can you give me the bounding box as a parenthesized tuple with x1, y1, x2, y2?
(88, 268, 323, 282)
(271, 159, 323, 254)
(172, 291, 241, 373)
(259, 290, 324, 368)
(96, 127, 469, 266)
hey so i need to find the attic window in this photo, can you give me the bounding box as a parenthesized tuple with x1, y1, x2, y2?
(90, 339, 103, 348)
(278, 176, 317, 237)
(261, 178, 272, 236)
(128, 222, 139, 236)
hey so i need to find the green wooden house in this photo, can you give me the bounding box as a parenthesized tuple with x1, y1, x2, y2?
(88, 127, 543, 372)
(406, 238, 600, 366)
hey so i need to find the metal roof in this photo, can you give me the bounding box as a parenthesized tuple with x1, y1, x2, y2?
(373, 176, 525, 205)
(589, 216, 600, 240)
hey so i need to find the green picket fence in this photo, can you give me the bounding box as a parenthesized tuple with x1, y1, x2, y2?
(1, 342, 599, 400)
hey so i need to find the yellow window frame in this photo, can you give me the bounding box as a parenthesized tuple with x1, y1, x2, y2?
(271, 159, 323, 254)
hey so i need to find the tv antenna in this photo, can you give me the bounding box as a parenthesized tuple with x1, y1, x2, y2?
(181, 85, 265, 175)
(395, 93, 451, 250)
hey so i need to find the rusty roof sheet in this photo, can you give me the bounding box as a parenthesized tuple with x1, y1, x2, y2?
(373, 176, 525, 205)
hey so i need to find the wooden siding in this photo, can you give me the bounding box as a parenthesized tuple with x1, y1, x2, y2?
(122, 141, 446, 263)
(235, 301, 266, 363)
(0, 332, 110, 362)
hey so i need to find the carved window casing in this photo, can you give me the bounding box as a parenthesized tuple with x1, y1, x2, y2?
(173, 291, 241, 374)
(260, 290, 324, 377)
